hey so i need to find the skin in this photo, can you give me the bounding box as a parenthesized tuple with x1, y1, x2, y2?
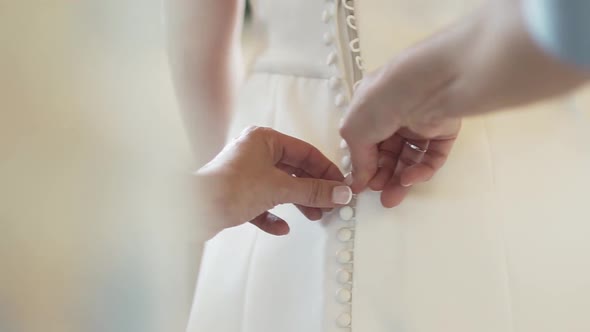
(166, 0, 353, 239)
(196, 126, 352, 239)
(341, 0, 589, 208)
(166, 0, 242, 167)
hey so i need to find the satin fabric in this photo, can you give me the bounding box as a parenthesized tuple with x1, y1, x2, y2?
(188, 1, 590, 332)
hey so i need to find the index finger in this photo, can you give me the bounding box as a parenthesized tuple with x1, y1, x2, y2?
(340, 105, 401, 192)
(269, 130, 344, 182)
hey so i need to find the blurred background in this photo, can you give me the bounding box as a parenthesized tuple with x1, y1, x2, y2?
(2, 1, 590, 332)
(0, 1, 199, 331)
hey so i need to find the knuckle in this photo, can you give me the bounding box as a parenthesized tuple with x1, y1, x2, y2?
(279, 179, 291, 200)
(399, 156, 418, 167)
(307, 180, 322, 206)
(241, 125, 259, 137)
(339, 120, 353, 139)
(340, 100, 377, 141)
(243, 126, 272, 139)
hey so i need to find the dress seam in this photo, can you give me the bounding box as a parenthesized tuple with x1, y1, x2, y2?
(483, 118, 516, 332)
(238, 230, 260, 332)
(324, 0, 365, 330)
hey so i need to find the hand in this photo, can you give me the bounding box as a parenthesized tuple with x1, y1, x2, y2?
(340, 0, 590, 209)
(196, 126, 352, 237)
(340, 40, 461, 208)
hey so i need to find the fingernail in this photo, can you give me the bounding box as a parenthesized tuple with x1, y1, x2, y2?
(401, 182, 412, 187)
(378, 156, 387, 167)
(344, 172, 354, 186)
(332, 186, 353, 205)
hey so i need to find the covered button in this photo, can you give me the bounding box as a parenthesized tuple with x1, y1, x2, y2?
(339, 139, 348, 150)
(337, 313, 352, 327)
(341, 155, 351, 169)
(338, 227, 353, 241)
(339, 206, 354, 221)
(337, 269, 352, 283)
(336, 288, 352, 303)
(329, 77, 341, 89)
(334, 94, 345, 107)
(337, 249, 353, 263)
(322, 8, 333, 23)
(326, 52, 338, 65)
(323, 32, 334, 45)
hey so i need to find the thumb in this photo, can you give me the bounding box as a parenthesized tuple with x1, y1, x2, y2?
(277, 175, 352, 208)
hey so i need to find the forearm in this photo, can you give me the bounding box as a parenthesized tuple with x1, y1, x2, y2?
(166, 0, 243, 167)
(444, 0, 589, 118)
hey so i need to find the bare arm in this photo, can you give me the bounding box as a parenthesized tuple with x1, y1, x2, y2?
(340, 0, 590, 196)
(166, 0, 244, 167)
(445, 0, 590, 117)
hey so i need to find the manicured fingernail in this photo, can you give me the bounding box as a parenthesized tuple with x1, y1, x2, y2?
(332, 186, 353, 205)
(344, 172, 353, 186)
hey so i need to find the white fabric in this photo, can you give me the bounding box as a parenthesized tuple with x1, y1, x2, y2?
(188, 1, 590, 332)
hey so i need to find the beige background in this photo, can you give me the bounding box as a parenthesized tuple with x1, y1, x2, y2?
(0, 2, 200, 331)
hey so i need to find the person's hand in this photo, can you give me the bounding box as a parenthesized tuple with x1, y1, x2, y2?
(196, 126, 352, 237)
(340, 40, 462, 208)
(340, 0, 590, 209)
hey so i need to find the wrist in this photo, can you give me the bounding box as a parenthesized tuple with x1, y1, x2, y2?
(393, 21, 472, 128)
(432, 5, 488, 120)
(193, 167, 235, 240)
(447, 2, 513, 116)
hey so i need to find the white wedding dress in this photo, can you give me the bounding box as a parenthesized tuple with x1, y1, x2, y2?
(188, 1, 590, 332)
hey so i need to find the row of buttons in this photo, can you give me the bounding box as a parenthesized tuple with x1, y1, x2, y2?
(323, 0, 361, 329)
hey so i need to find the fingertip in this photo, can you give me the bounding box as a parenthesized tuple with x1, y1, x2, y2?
(271, 220, 291, 236)
(296, 205, 325, 221)
(307, 208, 324, 221)
(400, 165, 432, 187)
(369, 179, 386, 191)
(399, 170, 416, 187)
(368, 179, 381, 191)
(346, 143, 379, 192)
(351, 171, 371, 193)
(351, 182, 364, 194)
(278, 225, 291, 236)
(252, 212, 291, 236)
(368, 167, 392, 191)
(332, 185, 353, 205)
(380, 194, 403, 208)
(380, 183, 409, 208)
